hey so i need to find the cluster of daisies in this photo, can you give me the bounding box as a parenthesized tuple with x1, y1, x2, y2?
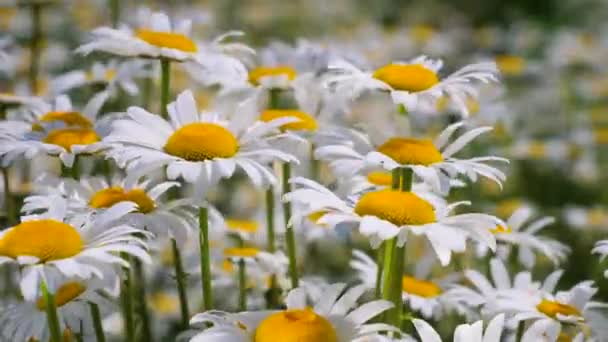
(0, 1, 607, 342)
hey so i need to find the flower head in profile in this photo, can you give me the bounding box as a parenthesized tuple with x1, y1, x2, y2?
(0, 93, 110, 167)
(0, 198, 151, 300)
(189, 283, 397, 341)
(285, 177, 502, 266)
(315, 122, 508, 193)
(105, 90, 297, 193)
(325, 56, 499, 116)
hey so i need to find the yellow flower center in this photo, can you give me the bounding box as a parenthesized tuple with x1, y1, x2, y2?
(355, 190, 436, 226)
(89, 187, 156, 213)
(150, 292, 179, 315)
(377, 138, 443, 166)
(222, 259, 235, 273)
(224, 247, 260, 258)
(86, 69, 117, 82)
(490, 225, 512, 234)
(495, 55, 525, 76)
(43, 128, 100, 152)
(36, 282, 86, 311)
(135, 29, 197, 52)
(260, 109, 318, 131)
(373, 64, 439, 92)
(32, 111, 93, 131)
(307, 210, 328, 225)
(248, 65, 297, 86)
(410, 25, 436, 44)
(255, 308, 338, 342)
(0, 220, 83, 262)
(536, 299, 581, 318)
(164, 123, 239, 161)
(402, 276, 442, 298)
(366, 171, 393, 186)
(226, 219, 259, 233)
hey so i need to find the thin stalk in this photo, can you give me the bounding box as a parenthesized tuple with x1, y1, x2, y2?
(310, 144, 320, 181)
(89, 303, 106, 342)
(265, 187, 280, 307)
(2, 167, 15, 226)
(133, 258, 152, 341)
(375, 243, 385, 299)
(238, 258, 247, 310)
(160, 59, 171, 119)
(120, 253, 135, 342)
(29, 3, 42, 95)
(41, 281, 62, 342)
(171, 238, 190, 328)
(282, 163, 299, 288)
(269, 88, 281, 109)
(109, 0, 120, 28)
(199, 206, 213, 310)
(516, 321, 525, 341)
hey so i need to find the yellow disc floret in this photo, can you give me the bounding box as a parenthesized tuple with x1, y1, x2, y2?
(537, 299, 581, 318)
(255, 308, 338, 342)
(248, 66, 297, 85)
(224, 247, 260, 258)
(495, 55, 525, 76)
(226, 219, 259, 233)
(89, 187, 156, 213)
(402, 276, 442, 298)
(135, 29, 197, 52)
(373, 64, 439, 92)
(164, 123, 239, 161)
(355, 190, 436, 226)
(43, 128, 100, 151)
(0, 220, 83, 262)
(260, 109, 318, 131)
(33, 111, 93, 131)
(36, 282, 86, 310)
(377, 138, 443, 166)
(366, 171, 393, 186)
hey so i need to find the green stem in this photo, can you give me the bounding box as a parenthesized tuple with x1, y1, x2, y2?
(89, 303, 106, 342)
(41, 281, 62, 342)
(120, 253, 135, 342)
(516, 321, 525, 341)
(265, 187, 280, 307)
(133, 258, 152, 341)
(199, 206, 214, 310)
(29, 3, 42, 95)
(269, 89, 281, 109)
(109, 0, 119, 28)
(282, 163, 299, 288)
(171, 238, 190, 328)
(238, 258, 247, 310)
(375, 243, 385, 299)
(310, 144, 320, 181)
(2, 167, 15, 226)
(160, 59, 171, 119)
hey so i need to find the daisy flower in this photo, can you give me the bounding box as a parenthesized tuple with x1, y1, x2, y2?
(188, 283, 398, 341)
(0, 93, 110, 167)
(324, 56, 499, 116)
(0, 267, 118, 341)
(592, 240, 608, 278)
(0, 198, 151, 299)
(481, 206, 569, 269)
(21, 173, 197, 244)
(315, 122, 508, 193)
(412, 313, 505, 342)
(285, 177, 502, 266)
(50, 60, 150, 98)
(104, 90, 297, 191)
(350, 250, 461, 319)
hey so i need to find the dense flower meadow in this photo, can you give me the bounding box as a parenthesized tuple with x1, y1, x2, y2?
(1, 1, 608, 341)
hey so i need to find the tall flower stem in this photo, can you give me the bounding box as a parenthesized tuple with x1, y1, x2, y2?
(109, 0, 120, 28)
(382, 168, 412, 327)
(41, 281, 62, 342)
(310, 144, 320, 181)
(237, 257, 247, 310)
(29, 3, 42, 94)
(265, 188, 280, 307)
(516, 321, 525, 341)
(282, 162, 299, 288)
(133, 258, 152, 341)
(2, 167, 15, 226)
(375, 242, 385, 299)
(160, 59, 171, 119)
(199, 206, 213, 310)
(89, 303, 106, 342)
(171, 238, 190, 328)
(120, 253, 135, 342)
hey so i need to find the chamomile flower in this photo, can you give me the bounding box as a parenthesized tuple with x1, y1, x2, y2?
(0, 266, 118, 341)
(315, 122, 508, 193)
(350, 250, 460, 319)
(0, 93, 110, 167)
(105, 90, 297, 192)
(22, 173, 196, 244)
(480, 206, 569, 269)
(188, 283, 398, 341)
(324, 56, 499, 116)
(412, 313, 505, 342)
(50, 60, 150, 98)
(0, 198, 151, 299)
(592, 240, 608, 278)
(285, 177, 502, 265)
